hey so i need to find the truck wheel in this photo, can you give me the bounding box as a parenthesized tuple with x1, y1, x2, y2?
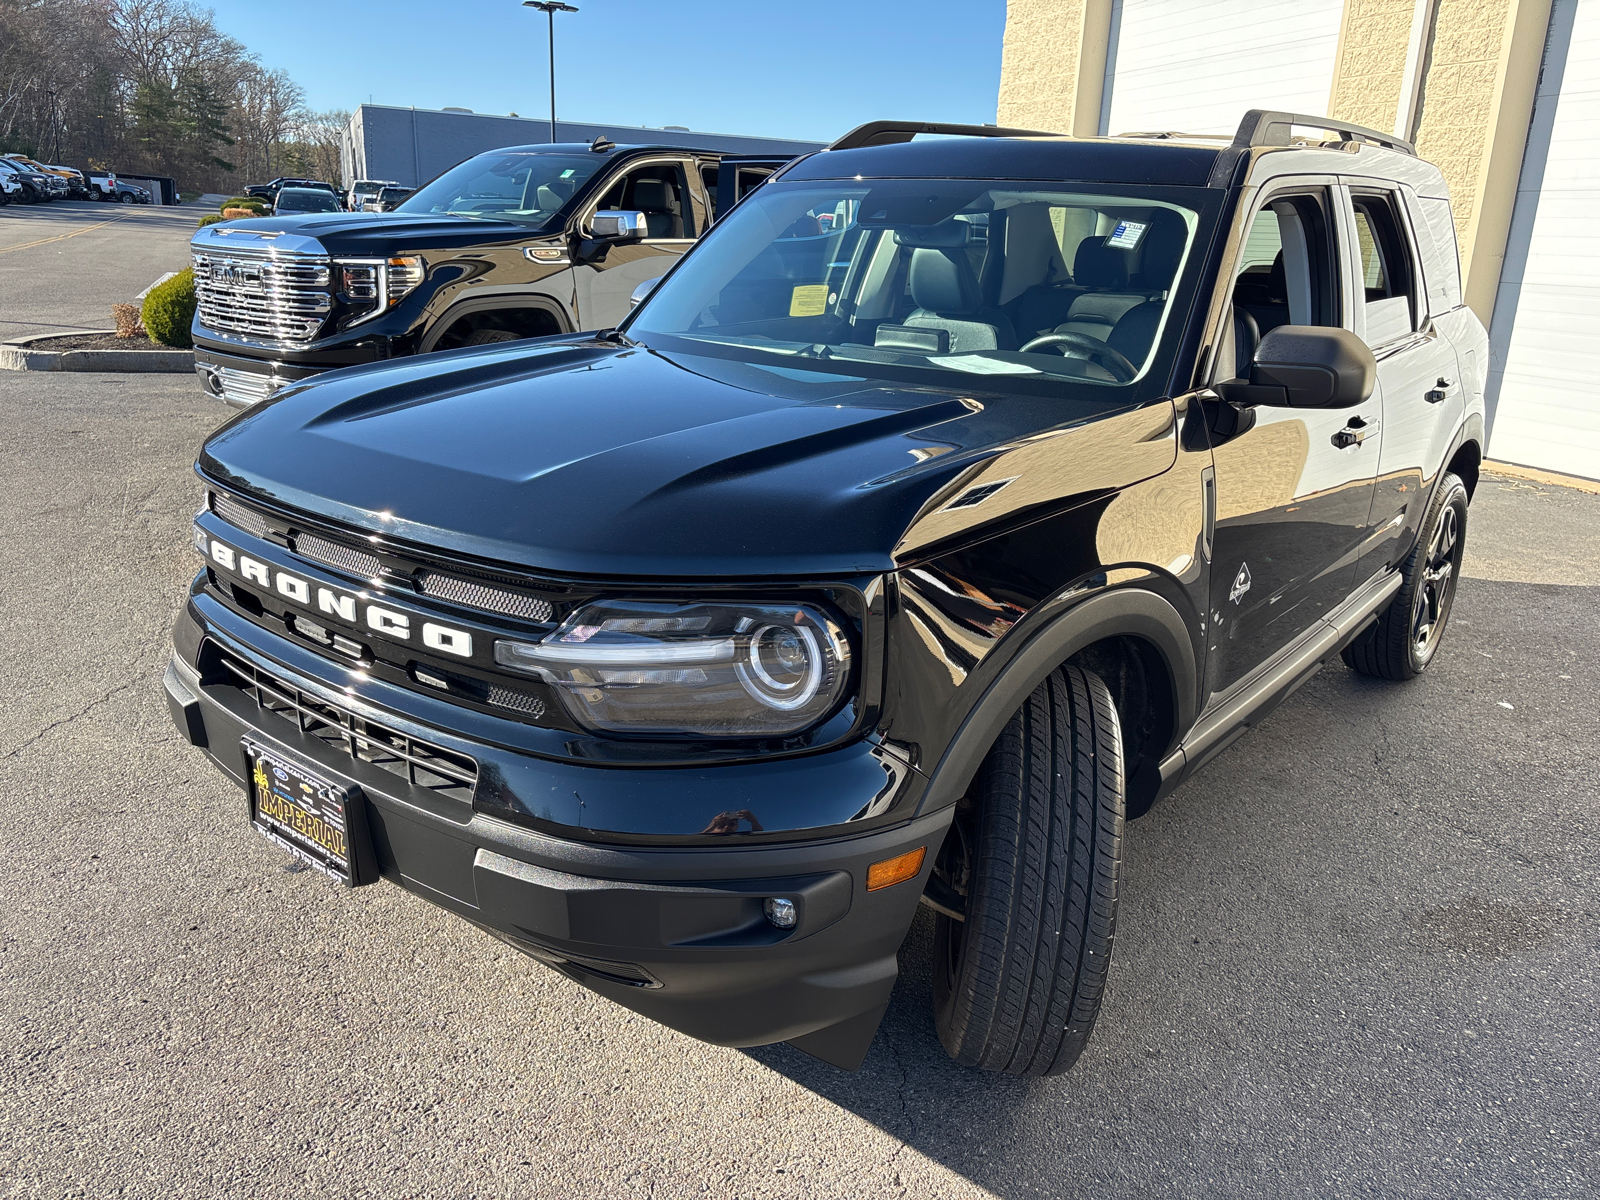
(1342, 471, 1468, 681)
(932, 663, 1124, 1075)
(464, 329, 523, 346)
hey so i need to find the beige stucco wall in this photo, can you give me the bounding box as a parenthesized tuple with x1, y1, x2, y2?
(998, 0, 1088, 132)
(1327, 0, 1418, 132)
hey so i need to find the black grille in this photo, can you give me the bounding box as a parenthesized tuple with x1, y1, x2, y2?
(417, 570, 554, 623)
(295, 531, 384, 579)
(486, 683, 547, 717)
(210, 491, 270, 539)
(211, 645, 477, 799)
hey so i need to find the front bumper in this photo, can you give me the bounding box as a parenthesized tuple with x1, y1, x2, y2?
(165, 599, 945, 1069)
(193, 334, 406, 407)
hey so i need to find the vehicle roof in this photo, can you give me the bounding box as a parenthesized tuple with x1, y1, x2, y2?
(783, 132, 1434, 191)
(471, 143, 727, 158)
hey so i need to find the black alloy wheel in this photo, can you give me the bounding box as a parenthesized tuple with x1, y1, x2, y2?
(932, 663, 1124, 1075)
(1343, 471, 1470, 680)
(120, 192, 135, 204)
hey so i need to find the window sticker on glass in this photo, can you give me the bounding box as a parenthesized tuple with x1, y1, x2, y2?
(559, 169, 575, 179)
(1106, 220, 1148, 250)
(927, 356, 1039, 375)
(789, 284, 830, 317)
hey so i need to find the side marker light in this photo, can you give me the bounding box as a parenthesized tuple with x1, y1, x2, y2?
(866, 846, 926, 892)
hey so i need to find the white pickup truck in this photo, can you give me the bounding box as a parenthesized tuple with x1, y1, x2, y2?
(88, 171, 118, 201)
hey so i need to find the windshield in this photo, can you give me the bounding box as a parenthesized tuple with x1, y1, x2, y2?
(276, 188, 341, 212)
(397, 151, 604, 226)
(629, 178, 1209, 395)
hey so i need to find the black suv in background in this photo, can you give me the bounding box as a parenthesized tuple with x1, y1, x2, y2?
(168, 113, 1485, 1075)
(189, 140, 790, 406)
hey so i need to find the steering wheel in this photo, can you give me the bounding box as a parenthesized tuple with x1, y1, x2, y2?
(1018, 332, 1138, 382)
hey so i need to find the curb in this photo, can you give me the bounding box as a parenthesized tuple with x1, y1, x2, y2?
(0, 329, 194, 373)
(1483, 460, 1600, 495)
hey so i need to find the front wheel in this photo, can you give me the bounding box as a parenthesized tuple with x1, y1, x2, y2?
(932, 663, 1124, 1075)
(1343, 471, 1469, 680)
(119, 192, 135, 204)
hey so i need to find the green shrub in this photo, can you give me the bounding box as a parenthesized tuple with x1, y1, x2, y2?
(197, 212, 228, 227)
(220, 196, 267, 214)
(142, 268, 196, 349)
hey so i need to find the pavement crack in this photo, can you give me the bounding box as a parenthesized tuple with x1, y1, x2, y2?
(2, 677, 143, 761)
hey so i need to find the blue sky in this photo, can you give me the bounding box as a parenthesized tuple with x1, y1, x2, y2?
(207, 0, 1007, 144)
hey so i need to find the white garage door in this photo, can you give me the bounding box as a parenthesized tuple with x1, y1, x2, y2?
(1102, 0, 1346, 137)
(1486, 0, 1600, 481)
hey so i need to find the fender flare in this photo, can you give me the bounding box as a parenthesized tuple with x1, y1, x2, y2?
(916, 586, 1200, 815)
(418, 293, 574, 353)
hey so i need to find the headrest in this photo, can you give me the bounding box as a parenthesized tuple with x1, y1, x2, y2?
(1133, 210, 1188, 288)
(631, 179, 676, 213)
(1074, 236, 1132, 289)
(908, 247, 980, 314)
(1267, 251, 1286, 302)
(894, 220, 971, 248)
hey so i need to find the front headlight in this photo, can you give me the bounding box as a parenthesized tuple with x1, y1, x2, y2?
(336, 255, 426, 327)
(493, 600, 853, 737)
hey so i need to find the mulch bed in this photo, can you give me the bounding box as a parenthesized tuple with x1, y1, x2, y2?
(24, 332, 182, 352)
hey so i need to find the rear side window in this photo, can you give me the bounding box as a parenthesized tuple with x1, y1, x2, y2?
(1350, 192, 1418, 346)
(1409, 195, 1463, 314)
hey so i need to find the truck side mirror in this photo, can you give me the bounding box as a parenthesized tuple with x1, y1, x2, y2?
(1219, 325, 1377, 409)
(589, 210, 647, 241)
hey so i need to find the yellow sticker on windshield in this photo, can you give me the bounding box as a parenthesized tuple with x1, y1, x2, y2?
(789, 284, 829, 317)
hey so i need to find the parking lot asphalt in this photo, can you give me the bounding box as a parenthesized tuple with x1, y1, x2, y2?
(1, 371, 1595, 1199)
(0, 200, 200, 342)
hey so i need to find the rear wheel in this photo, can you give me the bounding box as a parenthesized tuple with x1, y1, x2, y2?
(932, 663, 1124, 1075)
(464, 328, 524, 346)
(1342, 471, 1468, 680)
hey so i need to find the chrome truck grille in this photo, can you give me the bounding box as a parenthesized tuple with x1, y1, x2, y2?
(192, 249, 333, 344)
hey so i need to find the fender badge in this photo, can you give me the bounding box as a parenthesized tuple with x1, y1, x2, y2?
(1229, 562, 1252, 604)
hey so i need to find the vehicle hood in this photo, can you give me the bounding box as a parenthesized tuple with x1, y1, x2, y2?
(200, 340, 1168, 578)
(190, 212, 548, 256)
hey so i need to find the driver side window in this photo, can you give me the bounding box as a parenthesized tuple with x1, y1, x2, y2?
(595, 162, 694, 239)
(1224, 189, 1341, 378)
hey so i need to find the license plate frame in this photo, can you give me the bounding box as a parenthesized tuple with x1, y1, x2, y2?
(243, 740, 377, 886)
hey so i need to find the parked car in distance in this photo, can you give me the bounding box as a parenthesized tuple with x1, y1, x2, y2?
(114, 180, 151, 204)
(348, 178, 401, 211)
(0, 157, 58, 202)
(46, 165, 91, 199)
(2, 155, 65, 200)
(246, 178, 337, 204)
(170, 112, 1487, 1076)
(272, 186, 343, 216)
(362, 186, 412, 212)
(88, 170, 118, 200)
(0, 165, 21, 204)
(189, 138, 793, 406)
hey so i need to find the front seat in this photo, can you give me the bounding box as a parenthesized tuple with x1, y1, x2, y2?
(895, 246, 1018, 353)
(1054, 236, 1151, 341)
(628, 179, 681, 239)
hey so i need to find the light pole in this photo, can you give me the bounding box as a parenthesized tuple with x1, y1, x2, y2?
(522, 2, 579, 143)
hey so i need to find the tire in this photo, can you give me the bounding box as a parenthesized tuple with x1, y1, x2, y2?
(464, 328, 524, 346)
(932, 662, 1124, 1075)
(1342, 471, 1469, 681)
(119, 192, 135, 204)
(20, 184, 37, 204)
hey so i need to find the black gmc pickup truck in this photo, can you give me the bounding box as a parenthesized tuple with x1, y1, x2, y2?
(191, 140, 788, 407)
(167, 113, 1486, 1075)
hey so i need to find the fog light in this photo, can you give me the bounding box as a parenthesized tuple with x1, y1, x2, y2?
(866, 847, 927, 891)
(764, 897, 797, 929)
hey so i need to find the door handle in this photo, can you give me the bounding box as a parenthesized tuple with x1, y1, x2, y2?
(1332, 416, 1378, 449)
(1425, 376, 1452, 404)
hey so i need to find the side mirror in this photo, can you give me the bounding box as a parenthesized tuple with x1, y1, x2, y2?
(1220, 325, 1377, 409)
(628, 276, 663, 310)
(589, 209, 647, 241)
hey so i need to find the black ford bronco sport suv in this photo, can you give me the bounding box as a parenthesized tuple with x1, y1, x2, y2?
(190, 140, 790, 407)
(166, 112, 1485, 1075)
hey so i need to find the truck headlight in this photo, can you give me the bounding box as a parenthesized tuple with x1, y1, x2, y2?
(336, 256, 426, 327)
(493, 600, 853, 737)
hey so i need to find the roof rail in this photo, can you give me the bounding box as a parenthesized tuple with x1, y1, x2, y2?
(1234, 109, 1415, 156)
(828, 120, 1062, 152)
